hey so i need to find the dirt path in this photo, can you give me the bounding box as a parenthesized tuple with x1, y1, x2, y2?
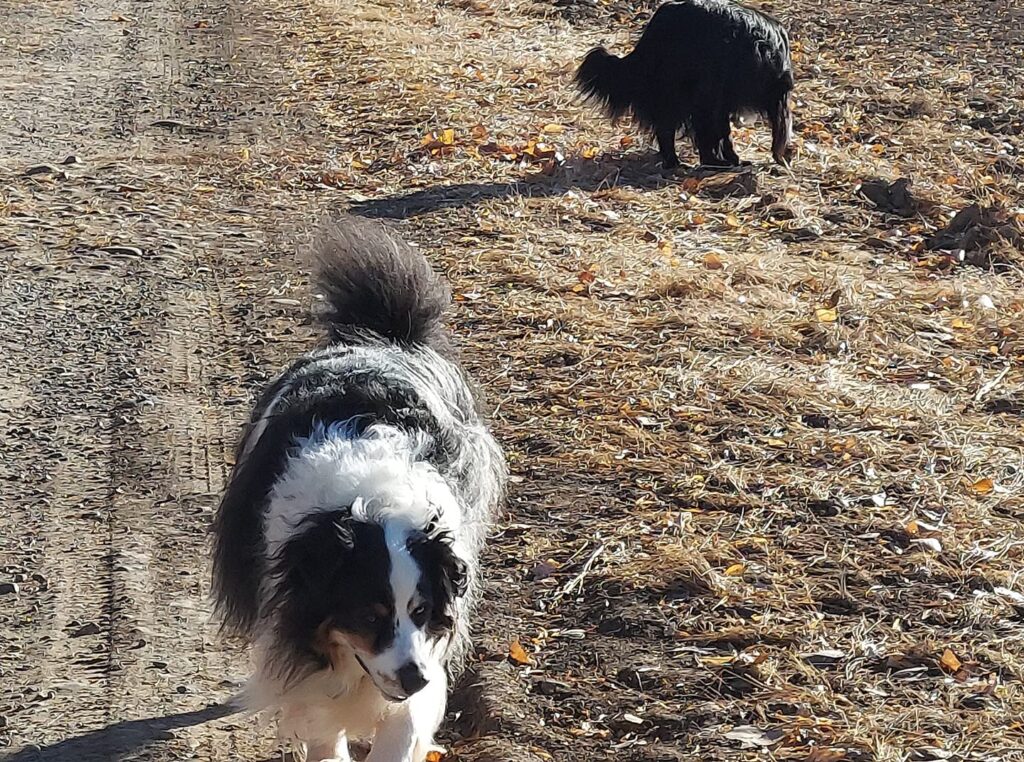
(0, 0, 300, 758)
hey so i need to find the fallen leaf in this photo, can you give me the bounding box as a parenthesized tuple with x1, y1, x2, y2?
(815, 307, 838, 323)
(426, 752, 445, 762)
(580, 145, 599, 159)
(968, 478, 994, 496)
(577, 270, 596, 285)
(807, 750, 848, 762)
(724, 725, 784, 748)
(704, 252, 724, 270)
(509, 640, 532, 665)
(542, 123, 565, 134)
(951, 317, 973, 330)
(940, 648, 962, 673)
(724, 563, 745, 576)
(701, 655, 735, 666)
(725, 213, 741, 228)
(619, 135, 634, 148)
(470, 124, 488, 140)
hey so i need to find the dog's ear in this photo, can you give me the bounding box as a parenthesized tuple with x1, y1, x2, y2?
(438, 540, 468, 600)
(408, 531, 468, 609)
(274, 510, 354, 591)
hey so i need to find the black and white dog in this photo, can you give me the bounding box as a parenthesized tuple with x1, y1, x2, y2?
(212, 217, 506, 761)
(575, 0, 794, 169)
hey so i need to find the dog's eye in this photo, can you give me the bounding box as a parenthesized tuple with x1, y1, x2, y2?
(364, 612, 379, 625)
(411, 603, 428, 621)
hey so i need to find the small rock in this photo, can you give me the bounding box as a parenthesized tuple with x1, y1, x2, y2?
(71, 622, 102, 637)
(99, 245, 144, 258)
(858, 177, 918, 217)
(0, 582, 19, 595)
(61, 155, 81, 165)
(23, 163, 61, 177)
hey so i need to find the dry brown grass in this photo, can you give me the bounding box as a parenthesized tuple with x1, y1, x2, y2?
(249, 0, 1024, 759)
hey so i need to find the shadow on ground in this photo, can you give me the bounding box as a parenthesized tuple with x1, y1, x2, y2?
(350, 153, 771, 219)
(3, 704, 235, 762)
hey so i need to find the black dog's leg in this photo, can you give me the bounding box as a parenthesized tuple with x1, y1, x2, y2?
(693, 114, 729, 167)
(655, 125, 679, 169)
(717, 115, 742, 166)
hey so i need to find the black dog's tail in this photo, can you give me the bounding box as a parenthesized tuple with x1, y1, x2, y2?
(312, 216, 451, 349)
(768, 71, 795, 165)
(574, 46, 635, 121)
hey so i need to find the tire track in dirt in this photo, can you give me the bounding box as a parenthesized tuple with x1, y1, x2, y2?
(0, 0, 297, 759)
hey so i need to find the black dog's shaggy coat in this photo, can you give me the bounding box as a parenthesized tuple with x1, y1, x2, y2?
(575, 0, 794, 169)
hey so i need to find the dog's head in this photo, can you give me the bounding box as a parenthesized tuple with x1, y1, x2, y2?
(270, 508, 467, 701)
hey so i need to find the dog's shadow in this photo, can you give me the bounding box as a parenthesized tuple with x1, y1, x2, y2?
(2, 704, 235, 762)
(350, 152, 762, 220)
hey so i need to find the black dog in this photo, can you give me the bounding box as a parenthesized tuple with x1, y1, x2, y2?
(575, 0, 794, 169)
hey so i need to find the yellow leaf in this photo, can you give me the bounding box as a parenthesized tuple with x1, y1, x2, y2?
(724, 563, 745, 577)
(940, 648, 962, 673)
(969, 477, 994, 495)
(815, 307, 838, 323)
(657, 239, 673, 255)
(440, 128, 456, 145)
(704, 252, 724, 270)
(871, 144, 885, 154)
(239, 147, 251, 163)
(951, 317, 973, 330)
(509, 640, 532, 665)
(194, 184, 216, 193)
(701, 655, 735, 666)
(542, 123, 565, 134)
(725, 213, 741, 228)
(426, 752, 445, 762)
(581, 145, 599, 159)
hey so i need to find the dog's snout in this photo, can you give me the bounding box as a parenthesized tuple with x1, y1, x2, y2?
(397, 662, 429, 696)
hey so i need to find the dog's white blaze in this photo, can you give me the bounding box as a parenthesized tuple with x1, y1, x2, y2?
(387, 524, 436, 675)
(352, 522, 442, 700)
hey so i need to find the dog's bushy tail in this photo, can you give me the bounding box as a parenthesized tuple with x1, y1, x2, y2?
(312, 216, 451, 348)
(574, 46, 635, 121)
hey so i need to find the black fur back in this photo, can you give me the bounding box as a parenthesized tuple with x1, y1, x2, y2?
(574, 0, 794, 167)
(313, 216, 451, 349)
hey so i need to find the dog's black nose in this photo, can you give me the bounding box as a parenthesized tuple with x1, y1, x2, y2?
(397, 663, 429, 695)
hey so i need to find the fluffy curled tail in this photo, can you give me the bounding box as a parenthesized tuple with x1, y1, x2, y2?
(312, 216, 451, 348)
(574, 46, 635, 121)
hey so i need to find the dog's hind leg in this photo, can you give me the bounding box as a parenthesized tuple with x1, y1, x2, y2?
(693, 113, 729, 168)
(715, 112, 742, 166)
(768, 92, 793, 165)
(655, 125, 680, 169)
